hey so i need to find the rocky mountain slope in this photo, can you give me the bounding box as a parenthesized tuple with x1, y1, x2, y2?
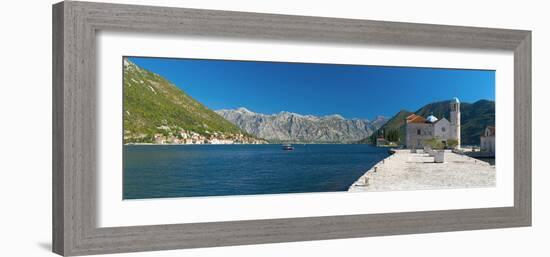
(216, 108, 387, 143)
(123, 59, 258, 144)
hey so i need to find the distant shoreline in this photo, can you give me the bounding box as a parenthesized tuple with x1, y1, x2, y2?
(124, 143, 379, 146)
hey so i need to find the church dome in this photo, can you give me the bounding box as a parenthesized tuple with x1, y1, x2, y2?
(426, 115, 439, 123)
(452, 97, 460, 103)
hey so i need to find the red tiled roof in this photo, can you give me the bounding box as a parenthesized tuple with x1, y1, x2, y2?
(406, 114, 417, 120)
(406, 114, 426, 123)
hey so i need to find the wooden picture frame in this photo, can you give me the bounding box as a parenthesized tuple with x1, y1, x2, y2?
(52, 1, 531, 256)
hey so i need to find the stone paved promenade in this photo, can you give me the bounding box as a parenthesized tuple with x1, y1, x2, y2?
(348, 149, 495, 192)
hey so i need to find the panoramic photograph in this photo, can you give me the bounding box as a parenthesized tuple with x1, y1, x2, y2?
(122, 56, 496, 200)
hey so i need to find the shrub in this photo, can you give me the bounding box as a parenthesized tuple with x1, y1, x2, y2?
(424, 138, 445, 150)
(446, 139, 459, 149)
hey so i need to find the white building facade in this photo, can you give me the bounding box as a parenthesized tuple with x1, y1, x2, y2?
(480, 126, 495, 153)
(405, 97, 461, 149)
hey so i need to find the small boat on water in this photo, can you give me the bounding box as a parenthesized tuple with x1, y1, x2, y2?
(282, 144, 294, 151)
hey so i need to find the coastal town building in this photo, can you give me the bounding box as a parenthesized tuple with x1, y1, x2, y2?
(137, 128, 267, 145)
(405, 97, 461, 149)
(376, 136, 388, 147)
(480, 126, 496, 153)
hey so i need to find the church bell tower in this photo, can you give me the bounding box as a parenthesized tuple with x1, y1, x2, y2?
(450, 97, 461, 148)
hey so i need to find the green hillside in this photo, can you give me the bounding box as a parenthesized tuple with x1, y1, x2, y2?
(360, 100, 495, 146)
(123, 58, 249, 143)
(416, 100, 495, 145)
(357, 110, 412, 144)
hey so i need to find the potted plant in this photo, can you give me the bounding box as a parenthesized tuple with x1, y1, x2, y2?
(424, 138, 445, 163)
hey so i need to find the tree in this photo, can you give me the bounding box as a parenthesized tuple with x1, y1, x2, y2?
(385, 129, 400, 143)
(368, 129, 383, 144)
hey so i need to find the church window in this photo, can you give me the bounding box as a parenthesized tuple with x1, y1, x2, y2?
(442, 127, 446, 132)
(417, 129, 421, 135)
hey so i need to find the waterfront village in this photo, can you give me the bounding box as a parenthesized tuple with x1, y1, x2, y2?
(124, 125, 267, 145)
(350, 97, 496, 192)
(376, 97, 495, 156)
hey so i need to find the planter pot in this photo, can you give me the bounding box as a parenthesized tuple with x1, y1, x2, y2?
(434, 150, 445, 163)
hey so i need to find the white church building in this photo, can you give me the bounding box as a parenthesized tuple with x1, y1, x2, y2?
(405, 97, 461, 149)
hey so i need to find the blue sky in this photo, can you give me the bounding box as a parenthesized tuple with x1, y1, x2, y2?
(127, 56, 495, 120)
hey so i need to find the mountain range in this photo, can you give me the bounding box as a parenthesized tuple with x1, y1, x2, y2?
(123, 59, 493, 146)
(216, 108, 387, 143)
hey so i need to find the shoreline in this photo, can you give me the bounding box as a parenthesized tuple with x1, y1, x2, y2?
(125, 143, 273, 146)
(124, 143, 381, 146)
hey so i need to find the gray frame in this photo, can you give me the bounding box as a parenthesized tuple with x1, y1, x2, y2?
(52, 1, 531, 256)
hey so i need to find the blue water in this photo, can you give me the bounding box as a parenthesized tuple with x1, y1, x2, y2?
(123, 144, 390, 199)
